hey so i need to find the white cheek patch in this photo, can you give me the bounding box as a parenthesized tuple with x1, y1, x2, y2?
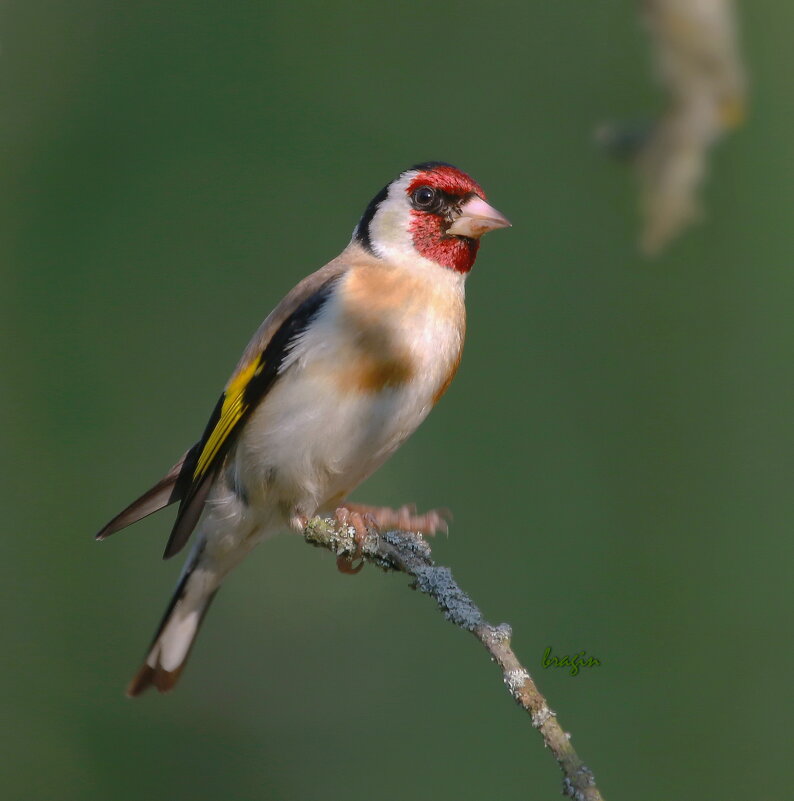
(367, 171, 419, 262)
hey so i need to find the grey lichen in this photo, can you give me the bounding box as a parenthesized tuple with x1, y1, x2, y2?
(504, 667, 531, 698)
(563, 777, 586, 801)
(562, 765, 597, 801)
(380, 528, 432, 561)
(530, 703, 556, 730)
(412, 565, 484, 631)
(483, 623, 512, 645)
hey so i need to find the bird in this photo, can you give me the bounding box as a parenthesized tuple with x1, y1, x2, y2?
(96, 161, 511, 697)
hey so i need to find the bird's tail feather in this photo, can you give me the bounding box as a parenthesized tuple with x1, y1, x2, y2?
(126, 556, 218, 697)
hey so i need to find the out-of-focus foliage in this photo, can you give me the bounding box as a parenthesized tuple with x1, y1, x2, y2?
(2, 3, 791, 801)
(599, 0, 746, 254)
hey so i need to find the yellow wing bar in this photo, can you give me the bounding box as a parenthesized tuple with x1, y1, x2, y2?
(192, 358, 262, 482)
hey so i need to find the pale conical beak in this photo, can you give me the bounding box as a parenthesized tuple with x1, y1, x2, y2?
(446, 196, 512, 238)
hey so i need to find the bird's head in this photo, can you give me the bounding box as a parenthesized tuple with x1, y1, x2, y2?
(353, 162, 511, 274)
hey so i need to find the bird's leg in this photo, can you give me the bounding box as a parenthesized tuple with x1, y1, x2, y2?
(339, 503, 451, 536)
(290, 513, 309, 533)
(333, 507, 377, 574)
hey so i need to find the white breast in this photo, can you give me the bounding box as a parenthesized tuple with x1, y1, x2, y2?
(233, 263, 466, 526)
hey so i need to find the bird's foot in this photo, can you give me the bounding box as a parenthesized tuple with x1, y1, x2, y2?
(333, 507, 377, 574)
(340, 503, 451, 536)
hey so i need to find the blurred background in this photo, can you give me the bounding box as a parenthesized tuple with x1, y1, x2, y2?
(2, 2, 791, 799)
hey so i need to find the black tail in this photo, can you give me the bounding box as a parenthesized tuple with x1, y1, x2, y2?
(126, 556, 219, 697)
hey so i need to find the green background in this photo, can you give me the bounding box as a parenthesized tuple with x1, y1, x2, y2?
(2, 2, 791, 799)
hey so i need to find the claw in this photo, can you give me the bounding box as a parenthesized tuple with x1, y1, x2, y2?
(333, 507, 377, 575)
(336, 554, 364, 574)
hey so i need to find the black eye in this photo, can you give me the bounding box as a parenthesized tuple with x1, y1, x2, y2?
(411, 186, 438, 210)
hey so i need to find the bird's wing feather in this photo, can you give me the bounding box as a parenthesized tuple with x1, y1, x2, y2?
(95, 451, 190, 540)
(162, 259, 348, 559)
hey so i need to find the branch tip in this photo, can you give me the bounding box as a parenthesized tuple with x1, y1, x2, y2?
(302, 515, 605, 801)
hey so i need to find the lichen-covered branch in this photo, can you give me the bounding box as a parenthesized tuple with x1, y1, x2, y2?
(304, 517, 605, 801)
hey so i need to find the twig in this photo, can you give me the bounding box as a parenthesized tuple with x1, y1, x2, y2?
(304, 517, 605, 801)
(597, 0, 746, 255)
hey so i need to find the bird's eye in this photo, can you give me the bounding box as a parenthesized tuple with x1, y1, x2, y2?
(411, 186, 438, 210)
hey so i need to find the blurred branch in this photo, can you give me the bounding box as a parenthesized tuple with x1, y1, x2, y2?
(304, 517, 605, 801)
(597, 0, 746, 255)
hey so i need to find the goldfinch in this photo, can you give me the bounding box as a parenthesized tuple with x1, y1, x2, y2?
(96, 162, 510, 696)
